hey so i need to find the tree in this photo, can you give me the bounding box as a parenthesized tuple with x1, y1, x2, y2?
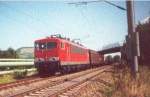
(7, 47, 16, 58)
(0, 47, 17, 58)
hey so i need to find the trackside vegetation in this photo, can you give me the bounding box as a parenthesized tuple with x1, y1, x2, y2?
(109, 64, 150, 97)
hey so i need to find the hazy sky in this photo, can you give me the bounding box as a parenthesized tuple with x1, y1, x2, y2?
(0, 1, 149, 50)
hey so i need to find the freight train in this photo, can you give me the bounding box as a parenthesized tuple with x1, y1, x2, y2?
(34, 35, 104, 75)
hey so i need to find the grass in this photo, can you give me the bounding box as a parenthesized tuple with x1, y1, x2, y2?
(110, 64, 150, 97)
(0, 74, 16, 84)
(0, 70, 28, 84)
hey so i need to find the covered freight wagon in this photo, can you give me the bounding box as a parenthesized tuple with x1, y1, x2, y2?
(89, 50, 104, 67)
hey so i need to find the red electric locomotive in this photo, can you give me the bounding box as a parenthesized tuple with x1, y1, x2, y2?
(34, 35, 104, 75)
(34, 35, 90, 75)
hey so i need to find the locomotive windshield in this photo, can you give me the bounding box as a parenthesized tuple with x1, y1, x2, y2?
(35, 42, 57, 50)
(47, 42, 57, 49)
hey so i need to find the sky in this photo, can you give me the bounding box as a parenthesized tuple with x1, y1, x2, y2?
(0, 1, 149, 51)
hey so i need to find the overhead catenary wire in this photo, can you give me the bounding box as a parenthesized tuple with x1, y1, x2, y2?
(70, 2, 108, 46)
(68, 0, 126, 11)
(68, 0, 100, 39)
(103, 0, 126, 11)
(75, 5, 94, 40)
(67, 0, 126, 50)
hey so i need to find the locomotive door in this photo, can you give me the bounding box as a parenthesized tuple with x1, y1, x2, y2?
(67, 44, 70, 62)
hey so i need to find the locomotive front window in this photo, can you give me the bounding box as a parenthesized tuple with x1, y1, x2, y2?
(47, 42, 57, 49)
(35, 42, 39, 49)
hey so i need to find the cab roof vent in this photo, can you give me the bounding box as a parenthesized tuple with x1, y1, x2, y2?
(50, 34, 62, 38)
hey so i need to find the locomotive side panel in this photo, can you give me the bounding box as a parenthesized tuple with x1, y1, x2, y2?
(60, 41, 89, 66)
(58, 41, 68, 63)
(69, 44, 89, 65)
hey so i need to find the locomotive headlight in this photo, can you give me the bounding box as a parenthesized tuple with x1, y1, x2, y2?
(49, 57, 59, 62)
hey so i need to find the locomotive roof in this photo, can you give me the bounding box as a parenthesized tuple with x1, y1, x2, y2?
(35, 37, 87, 49)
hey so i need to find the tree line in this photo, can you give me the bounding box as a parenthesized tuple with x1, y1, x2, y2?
(0, 48, 18, 58)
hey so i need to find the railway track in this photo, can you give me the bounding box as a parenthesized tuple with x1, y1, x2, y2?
(0, 66, 111, 97)
(59, 67, 114, 97)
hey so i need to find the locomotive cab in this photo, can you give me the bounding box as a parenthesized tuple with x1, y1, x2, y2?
(34, 38, 60, 75)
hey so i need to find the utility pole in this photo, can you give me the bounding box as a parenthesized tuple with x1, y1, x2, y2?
(126, 0, 139, 78)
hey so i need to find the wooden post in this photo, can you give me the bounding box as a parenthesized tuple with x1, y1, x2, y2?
(126, 0, 139, 78)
